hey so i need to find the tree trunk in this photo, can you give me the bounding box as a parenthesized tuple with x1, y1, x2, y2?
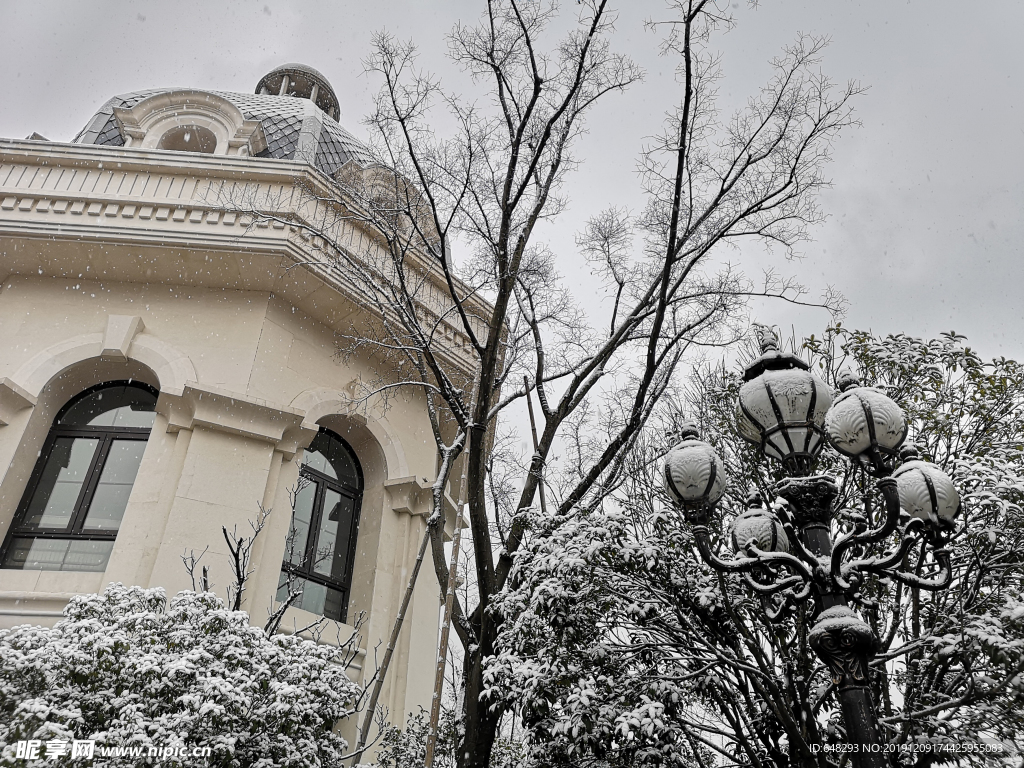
(459, 642, 500, 768)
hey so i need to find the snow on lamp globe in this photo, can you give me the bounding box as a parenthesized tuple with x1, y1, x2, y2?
(663, 420, 727, 523)
(892, 445, 961, 534)
(736, 327, 833, 475)
(824, 367, 908, 476)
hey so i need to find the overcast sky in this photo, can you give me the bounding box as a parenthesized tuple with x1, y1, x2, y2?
(2, 1, 1022, 361)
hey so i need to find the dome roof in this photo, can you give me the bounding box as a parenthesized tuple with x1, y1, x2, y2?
(73, 66, 373, 177)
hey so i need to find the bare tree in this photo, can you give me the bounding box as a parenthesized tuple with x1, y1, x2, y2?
(182, 505, 270, 613)
(265, 477, 314, 635)
(222, 504, 272, 611)
(219, 2, 857, 764)
(179, 479, 312, 637)
(181, 545, 210, 592)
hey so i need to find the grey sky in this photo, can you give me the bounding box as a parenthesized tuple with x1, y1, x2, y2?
(2, 1, 1022, 360)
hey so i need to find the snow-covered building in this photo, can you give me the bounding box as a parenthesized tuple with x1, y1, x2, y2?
(0, 64, 475, 735)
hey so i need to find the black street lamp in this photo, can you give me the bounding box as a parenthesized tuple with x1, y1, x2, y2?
(663, 330, 960, 768)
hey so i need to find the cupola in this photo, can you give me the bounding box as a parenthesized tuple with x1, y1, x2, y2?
(256, 64, 340, 121)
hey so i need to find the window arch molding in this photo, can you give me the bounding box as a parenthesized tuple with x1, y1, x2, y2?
(10, 328, 197, 401)
(113, 90, 268, 157)
(0, 380, 158, 572)
(288, 387, 409, 481)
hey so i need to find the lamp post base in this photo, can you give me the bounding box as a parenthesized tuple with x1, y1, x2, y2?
(809, 606, 889, 768)
(834, 687, 889, 768)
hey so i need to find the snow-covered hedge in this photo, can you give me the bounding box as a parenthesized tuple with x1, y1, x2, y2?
(0, 584, 359, 767)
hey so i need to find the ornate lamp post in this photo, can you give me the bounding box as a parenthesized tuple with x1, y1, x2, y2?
(664, 330, 960, 768)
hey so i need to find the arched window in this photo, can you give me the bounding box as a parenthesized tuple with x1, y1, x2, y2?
(113, 90, 267, 157)
(156, 125, 218, 154)
(1, 381, 157, 572)
(277, 428, 363, 622)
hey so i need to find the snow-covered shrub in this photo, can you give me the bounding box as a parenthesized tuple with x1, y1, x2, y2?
(0, 583, 360, 767)
(371, 707, 524, 768)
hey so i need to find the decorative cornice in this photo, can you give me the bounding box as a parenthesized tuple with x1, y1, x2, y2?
(0, 378, 36, 426)
(384, 476, 434, 515)
(157, 382, 317, 459)
(0, 590, 93, 618)
(0, 138, 306, 178)
(383, 476, 466, 539)
(0, 139, 484, 376)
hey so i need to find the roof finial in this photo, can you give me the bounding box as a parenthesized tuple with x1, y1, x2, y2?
(753, 324, 779, 353)
(836, 365, 861, 392)
(900, 444, 921, 462)
(666, 415, 700, 446)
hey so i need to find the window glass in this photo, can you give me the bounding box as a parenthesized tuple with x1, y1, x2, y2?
(301, 430, 359, 485)
(284, 481, 316, 565)
(276, 573, 345, 622)
(157, 125, 217, 154)
(318, 492, 356, 582)
(301, 447, 335, 479)
(82, 440, 147, 531)
(2, 537, 113, 572)
(59, 385, 157, 428)
(312, 488, 342, 577)
(23, 437, 99, 529)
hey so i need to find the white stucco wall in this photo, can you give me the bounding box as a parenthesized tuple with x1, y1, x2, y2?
(0, 139, 482, 735)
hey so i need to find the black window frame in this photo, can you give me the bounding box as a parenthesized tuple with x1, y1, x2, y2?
(280, 428, 363, 623)
(0, 380, 158, 569)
